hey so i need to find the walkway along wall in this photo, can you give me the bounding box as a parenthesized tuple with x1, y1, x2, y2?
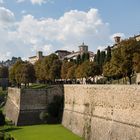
(62, 85, 140, 140)
(4, 85, 64, 126)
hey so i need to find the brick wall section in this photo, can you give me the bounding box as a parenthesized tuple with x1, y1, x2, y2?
(62, 85, 140, 140)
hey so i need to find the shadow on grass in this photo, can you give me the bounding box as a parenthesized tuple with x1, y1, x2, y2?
(1, 127, 22, 133)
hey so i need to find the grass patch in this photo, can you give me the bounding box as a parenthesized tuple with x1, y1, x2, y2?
(28, 83, 49, 89)
(9, 125, 83, 140)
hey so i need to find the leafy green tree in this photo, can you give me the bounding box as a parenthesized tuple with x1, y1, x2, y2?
(133, 52, 140, 73)
(61, 61, 74, 79)
(75, 61, 95, 79)
(49, 59, 62, 82)
(9, 61, 36, 87)
(67, 64, 77, 80)
(35, 53, 61, 83)
(34, 60, 46, 83)
(117, 39, 140, 84)
(20, 63, 36, 87)
(103, 39, 140, 84)
(9, 60, 23, 86)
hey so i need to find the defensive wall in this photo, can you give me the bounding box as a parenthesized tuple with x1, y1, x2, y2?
(4, 84, 140, 139)
(4, 85, 64, 125)
(62, 85, 140, 140)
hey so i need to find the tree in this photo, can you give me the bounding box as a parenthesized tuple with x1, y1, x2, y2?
(75, 61, 95, 79)
(0, 66, 8, 78)
(81, 52, 89, 62)
(106, 46, 111, 62)
(61, 61, 75, 79)
(49, 59, 62, 82)
(9, 60, 23, 86)
(100, 51, 106, 66)
(76, 54, 81, 64)
(35, 53, 61, 83)
(34, 60, 47, 83)
(67, 64, 77, 80)
(95, 50, 100, 65)
(9, 61, 36, 87)
(133, 52, 140, 73)
(103, 39, 140, 84)
(117, 39, 140, 84)
(20, 63, 36, 87)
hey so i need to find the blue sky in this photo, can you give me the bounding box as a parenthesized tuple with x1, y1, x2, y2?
(0, 0, 140, 60)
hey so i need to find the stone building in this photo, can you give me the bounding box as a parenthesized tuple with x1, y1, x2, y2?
(28, 51, 44, 64)
(63, 43, 94, 61)
(55, 50, 71, 60)
(134, 34, 140, 41)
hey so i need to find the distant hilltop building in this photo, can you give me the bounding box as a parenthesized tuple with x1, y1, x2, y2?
(28, 51, 44, 64)
(104, 34, 140, 52)
(134, 34, 140, 41)
(55, 50, 71, 60)
(114, 36, 121, 44)
(55, 43, 94, 61)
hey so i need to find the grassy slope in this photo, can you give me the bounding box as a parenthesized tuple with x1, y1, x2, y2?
(9, 125, 83, 140)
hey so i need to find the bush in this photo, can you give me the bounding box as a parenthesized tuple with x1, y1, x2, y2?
(0, 132, 4, 140)
(39, 111, 49, 123)
(0, 132, 14, 140)
(0, 110, 5, 126)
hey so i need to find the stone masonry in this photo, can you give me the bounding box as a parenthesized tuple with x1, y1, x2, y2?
(4, 85, 64, 126)
(4, 84, 140, 140)
(62, 85, 140, 140)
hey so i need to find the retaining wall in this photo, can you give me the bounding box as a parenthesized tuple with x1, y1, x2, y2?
(5, 85, 64, 125)
(62, 85, 140, 140)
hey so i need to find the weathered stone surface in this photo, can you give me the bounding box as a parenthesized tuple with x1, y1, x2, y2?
(62, 85, 140, 140)
(4, 85, 64, 125)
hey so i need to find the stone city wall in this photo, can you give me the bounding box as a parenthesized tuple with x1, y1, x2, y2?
(62, 85, 140, 140)
(5, 85, 64, 125)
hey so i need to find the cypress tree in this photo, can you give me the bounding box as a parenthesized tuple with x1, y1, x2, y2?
(106, 46, 111, 62)
(96, 50, 100, 65)
(76, 54, 81, 64)
(100, 51, 106, 65)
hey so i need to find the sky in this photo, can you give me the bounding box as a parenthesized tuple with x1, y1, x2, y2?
(0, 0, 140, 61)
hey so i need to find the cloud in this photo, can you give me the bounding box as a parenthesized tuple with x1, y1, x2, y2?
(16, 0, 53, 5)
(0, 8, 111, 61)
(0, 7, 15, 28)
(0, 0, 4, 3)
(21, 10, 27, 14)
(16, 0, 25, 3)
(31, 0, 46, 5)
(110, 32, 125, 42)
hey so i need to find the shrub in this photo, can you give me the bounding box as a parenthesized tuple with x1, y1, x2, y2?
(39, 111, 49, 123)
(0, 110, 5, 126)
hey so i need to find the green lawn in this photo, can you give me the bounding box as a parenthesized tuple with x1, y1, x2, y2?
(28, 83, 49, 89)
(8, 125, 83, 140)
